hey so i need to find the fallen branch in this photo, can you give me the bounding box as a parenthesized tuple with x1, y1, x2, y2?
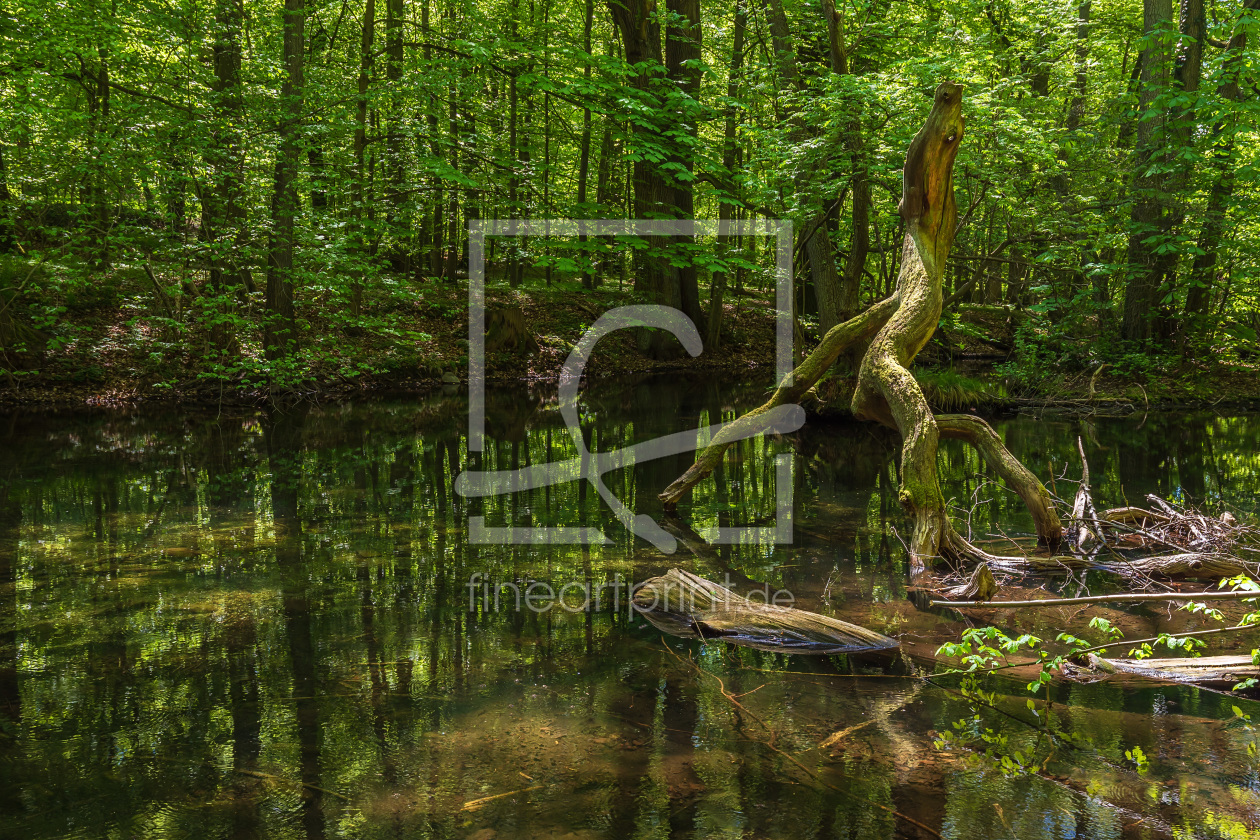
(1097, 507, 1170, 526)
(982, 551, 1259, 581)
(932, 588, 1260, 609)
(1066, 622, 1259, 661)
(460, 784, 545, 812)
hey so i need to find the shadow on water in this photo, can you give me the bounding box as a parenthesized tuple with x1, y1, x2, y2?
(0, 378, 1259, 839)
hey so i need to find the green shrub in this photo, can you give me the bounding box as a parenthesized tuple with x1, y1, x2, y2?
(914, 369, 991, 410)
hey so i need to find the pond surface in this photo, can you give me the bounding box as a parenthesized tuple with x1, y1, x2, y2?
(2, 377, 1260, 840)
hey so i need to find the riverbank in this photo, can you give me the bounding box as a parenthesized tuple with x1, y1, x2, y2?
(3, 281, 1258, 413)
(0, 280, 780, 409)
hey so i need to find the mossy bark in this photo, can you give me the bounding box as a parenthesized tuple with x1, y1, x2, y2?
(850, 83, 965, 560)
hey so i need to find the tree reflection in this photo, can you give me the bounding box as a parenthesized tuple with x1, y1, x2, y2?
(0, 386, 1258, 838)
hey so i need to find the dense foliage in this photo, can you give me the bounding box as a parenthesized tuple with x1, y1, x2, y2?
(0, 0, 1257, 389)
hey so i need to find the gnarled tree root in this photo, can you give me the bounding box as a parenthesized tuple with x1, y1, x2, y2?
(658, 293, 899, 509)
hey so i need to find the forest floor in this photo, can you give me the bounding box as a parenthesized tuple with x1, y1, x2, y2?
(2, 280, 1258, 412)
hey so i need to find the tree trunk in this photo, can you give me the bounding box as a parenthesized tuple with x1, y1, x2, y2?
(204, 0, 250, 292)
(424, 0, 445, 280)
(766, 0, 846, 334)
(849, 85, 1060, 560)
(444, 88, 460, 281)
(849, 85, 965, 557)
(608, 0, 690, 356)
(1054, 1, 1093, 303)
(507, 54, 521, 288)
(1181, 0, 1256, 347)
(385, 0, 405, 263)
(593, 104, 616, 282)
(0, 141, 14, 253)
(461, 99, 479, 273)
(1121, 0, 1175, 345)
(1067, 2, 1090, 133)
(304, 16, 329, 211)
(823, 0, 869, 323)
(87, 50, 111, 271)
(264, 0, 304, 362)
(665, 0, 704, 328)
(1144, 0, 1205, 337)
(576, 0, 595, 290)
(706, 0, 746, 350)
(350, 0, 375, 316)
(542, 0, 552, 286)
(307, 147, 328, 210)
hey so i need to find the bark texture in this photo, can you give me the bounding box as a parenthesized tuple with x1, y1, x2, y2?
(850, 83, 963, 560)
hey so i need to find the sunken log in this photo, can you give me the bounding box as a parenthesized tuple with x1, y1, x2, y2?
(633, 568, 899, 654)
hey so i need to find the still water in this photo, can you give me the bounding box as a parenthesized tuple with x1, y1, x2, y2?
(1, 376, 1259, 839)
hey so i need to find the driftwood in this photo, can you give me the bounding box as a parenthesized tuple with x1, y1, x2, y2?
(1068, 437, 1103, 549)
(979, 551, 1260, 581)
(1097, 506, 1170, 527)
(634, 569, 899, 654)
(1083, 653, 1259, 687)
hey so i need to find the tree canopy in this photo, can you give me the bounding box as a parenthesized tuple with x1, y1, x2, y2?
(0, 0, 1258, 389)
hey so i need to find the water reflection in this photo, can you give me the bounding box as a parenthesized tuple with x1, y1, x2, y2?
(0, 383, 1258, 839)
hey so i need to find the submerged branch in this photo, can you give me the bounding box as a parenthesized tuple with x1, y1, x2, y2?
(662, 642, 942, 838)
(634, 568, 899, 654)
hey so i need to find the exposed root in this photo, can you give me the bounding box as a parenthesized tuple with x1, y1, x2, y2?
(937, 414, 1062, 548)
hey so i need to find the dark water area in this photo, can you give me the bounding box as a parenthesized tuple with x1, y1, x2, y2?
(1, 376, 1260, 839)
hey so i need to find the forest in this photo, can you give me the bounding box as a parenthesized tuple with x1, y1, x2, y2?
(0, 0, 1257, 398)
(6, 1, 1260, 838)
